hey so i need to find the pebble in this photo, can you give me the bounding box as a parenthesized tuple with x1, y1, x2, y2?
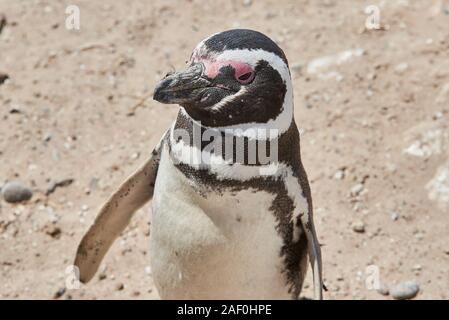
(144, 266, 152, 275)
(390, 281, 419, 300)
(115, 282, 124, 291)
(98, 273, 107, 280)
(394, 62, 409, 74)
(1, 181, 33, 203)
(377, 283, 390, 296)
(43, 133, 52, 142)
(391, 212, 399, 221)
(46, 178, 74, 195)
(350, 183, 364, 197)
(351, 220, 366, 233)
(43, 224, 62, 239)
(334, 169, 345, 180)
(0, 72, 9, 85)
(53, 287, 66, 299)
(412, 264, 422, 272)
(243, 0, 252, 6)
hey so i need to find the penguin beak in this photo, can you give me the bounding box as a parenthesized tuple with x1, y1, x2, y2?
(153, 63, 211, 104)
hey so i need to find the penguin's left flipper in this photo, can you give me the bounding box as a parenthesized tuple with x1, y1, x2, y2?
(74, 134, 165, 283)
(300, 210, 323, 300)
(295, 163, 324, 300)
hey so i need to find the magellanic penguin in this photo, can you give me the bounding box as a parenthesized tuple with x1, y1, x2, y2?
(75, 29, 323, 300)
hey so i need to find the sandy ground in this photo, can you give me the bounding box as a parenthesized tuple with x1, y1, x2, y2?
(0, 0, 448, 300)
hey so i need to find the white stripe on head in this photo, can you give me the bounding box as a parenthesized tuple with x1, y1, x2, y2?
(209, 87, 248, 112)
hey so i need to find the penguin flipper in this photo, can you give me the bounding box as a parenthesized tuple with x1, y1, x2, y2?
(295, 162, 323, 300)
(301, 212, 323, 300)
(74, 136, 165, 283)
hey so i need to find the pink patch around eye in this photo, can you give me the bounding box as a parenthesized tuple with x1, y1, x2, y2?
(203, 60, 254, 83)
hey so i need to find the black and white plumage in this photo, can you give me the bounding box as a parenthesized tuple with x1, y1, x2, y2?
(75, 29, 323, 300)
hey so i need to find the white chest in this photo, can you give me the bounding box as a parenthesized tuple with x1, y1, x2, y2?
(150, 146, 290, 299)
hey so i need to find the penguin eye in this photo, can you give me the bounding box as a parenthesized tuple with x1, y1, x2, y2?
(236, 71, 254, 84)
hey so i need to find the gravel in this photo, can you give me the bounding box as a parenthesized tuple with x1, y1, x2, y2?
(115, 282, 124, 291)
(1, 181, 33, 203)
(394, 62, 409, 74)
(43, 224, 62, 239)
(391, 212, 399, 221)
(377, 283, 390, 296)
(391, 281, 420, 300)
(350, 183, 365, 197)
(53, 287, 66, 299)
(0, 72, 9, 85)
(46, 178, 74, 195)
(351, 220, 366, 233)
(334, 169, 345, 180)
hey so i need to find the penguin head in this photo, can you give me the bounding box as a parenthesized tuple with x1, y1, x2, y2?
(154, 29, 293, 130)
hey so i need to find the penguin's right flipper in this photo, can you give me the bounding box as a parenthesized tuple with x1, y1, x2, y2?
(74, 133, 166, 283)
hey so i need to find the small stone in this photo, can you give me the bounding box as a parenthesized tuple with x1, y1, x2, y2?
(115, 282, 124, 291)
(98, 273, 107, 280)
(334, 169, 345, 180)
(394, 62, 409, 74)
(0, 72, 9, 85)
(46, 178, 74, 195)
(412, 264, 422, 272)
(350, 183, 364, 197)
(1, 181, 33, 203)
(391, 212, 399, 221)
(43, 133, 52, 142)
(53, 287, 66, 299)
(391, 281, 419, 300)
(43, 224, 62, 239)
(243, 0, 252, 6)
(130, 152, 140, 160)
(351, 220, 366, 233)
(144, 266, 152, 275)
(377, 283, 390, 296)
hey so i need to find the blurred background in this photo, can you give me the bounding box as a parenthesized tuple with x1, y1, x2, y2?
(0, 0, 448, 299)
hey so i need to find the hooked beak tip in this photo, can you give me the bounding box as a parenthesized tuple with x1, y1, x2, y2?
(152, 78, 171, 103)
(153, 62, 209, 104)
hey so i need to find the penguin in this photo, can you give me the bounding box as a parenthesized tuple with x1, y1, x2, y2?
(74, 29, 323, 300)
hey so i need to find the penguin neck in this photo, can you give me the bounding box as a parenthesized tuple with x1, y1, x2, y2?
(169, 108, 301, 169)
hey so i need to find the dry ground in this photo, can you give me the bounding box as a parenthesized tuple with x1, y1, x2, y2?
(0, 0, 448, 299)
